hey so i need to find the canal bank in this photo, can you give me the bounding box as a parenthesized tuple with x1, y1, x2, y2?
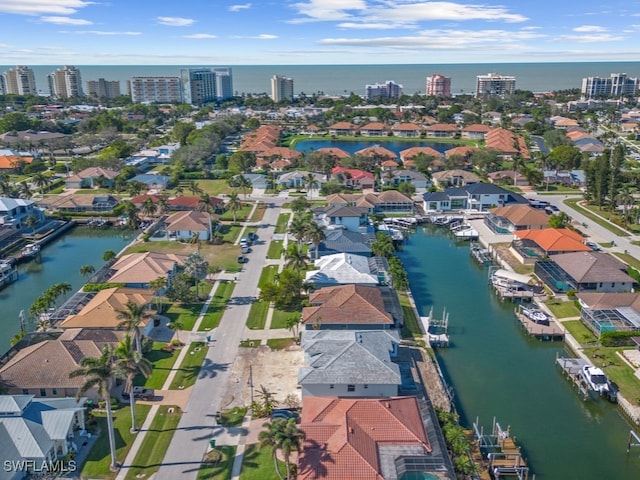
(399, 226, 640, 480)
(0, 226, 133, 353)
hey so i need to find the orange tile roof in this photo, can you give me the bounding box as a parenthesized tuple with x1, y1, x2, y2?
(515, 228, 591, 253)
(316, 147, 351, 159)
(329, 122, 357, 130)
(444, 146, 476, 158)
(359, 122, 386, 131)
(425, 123, 458, 131)
(462, 124, 492, 132)
(485, 128, 530, 158)
(0, 155, 34, 169)
(303, 285, 392, 326)
(490, 204, 549, 227)
(392, 123, 423, 131)
(354, 146, 397, 159)
(298, 396, 430, 480)
(399, 147, 442, 160)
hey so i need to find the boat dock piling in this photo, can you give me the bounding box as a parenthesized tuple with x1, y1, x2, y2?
(470, 241, 493, 265)
(420, 307, 450, 347)
(556, 356, 592, 399)
(514, 306, 564, 341)
(473, 417, 530, 480)
(627, 431, 640, 454)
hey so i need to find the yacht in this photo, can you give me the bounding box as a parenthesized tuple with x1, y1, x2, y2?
(20, 243, 41, 257)
(581, 365, 609, 394)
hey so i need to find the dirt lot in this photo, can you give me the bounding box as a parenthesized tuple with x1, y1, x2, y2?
(221, 344, 304, 409)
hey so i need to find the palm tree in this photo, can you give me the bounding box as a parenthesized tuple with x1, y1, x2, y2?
(140, 198, 158, 219)
(616, 188, 635, 227)
(236, 175, 252, 200)
(121, 200, 140, 231)
(287, 215, 307, 249)
(184, 252, 209, 299)
(116, 302, 150, 355)
(149, 276, 168, 313)
(103, 250, 117, 262)
(188, 181, 203, 196)
(18, 180, 32, 199)
(285, 244, 309, 272)
(23, 214, 38, 233)
(258, 418, 306, 480)
(304, 172, 318, 200)
(303, 222, 325, 261)
(226, 191, 242, 223)
(168, 319, 184, 344)
(158, 197, 170, 215)
(115, 335, 152, 432)
(51, 282, 72, 303)
(79, 264, 95, 279)
(32, 172, 50, 195)
(69, 345, 121, 471)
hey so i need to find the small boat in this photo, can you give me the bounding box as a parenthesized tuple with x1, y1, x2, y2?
(20, 243, 41, 257)
(581, 365, 609, 394)
(522, 307, 549, 325)
(0, 261, 17, 286)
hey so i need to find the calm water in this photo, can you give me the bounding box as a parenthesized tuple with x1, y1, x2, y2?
(7, 62, 640, 97)
(399, 227, 640, 480)
(0, 227, 133, 353)
(295, 140, 453, 156)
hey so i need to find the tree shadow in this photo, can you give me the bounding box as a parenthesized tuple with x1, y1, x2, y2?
(298, 439, 335, 479)
(228, 296, 256, 306)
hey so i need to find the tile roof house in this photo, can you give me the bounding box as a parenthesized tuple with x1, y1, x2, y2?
(302, 285, 397, 330)
(298, 396, 432, 480)
(316, 205, 370, 232)
(0, 152, 34, 170)
(391, 123, 423, 137)
(164, 210, 214, 241)
(443, 146, 477, 160)
(298, 330, 401, 398)
(484, 205, 550, 234)
(108, 252, 186, 288)
(304, 253, 389, 287)
(430, 169, 480, 188)
(64, 167, 119, 189)
(514, 228, 590, 254)
(316, 230, 374, 257)
(315, 147, 351, 160)
(399, 147, 443, 165)
(130, 194, 224, 212)
(461, 124, 492, 140)
(0, 395, 87, 471)
(355, 146, 397, 162)
(277, 171, 326, 189)
(485, 128, 529, 159)
(535, 252, 636, 293)
(487, 170, 529, 187)
(36, 194, 119, 213)
(331, 166, 375, 189)
(576, 292, 640, 337)
(359, 122, 388, 137)
(328, 122, 357, 136)
(384, 169, 429, 189)
(425, 123, 458, 138)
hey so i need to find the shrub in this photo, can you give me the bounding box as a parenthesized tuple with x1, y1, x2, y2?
(83, 282, 126, 292)
(600, 330, 639, 347)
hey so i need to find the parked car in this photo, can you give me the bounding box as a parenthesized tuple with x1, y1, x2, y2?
(240, 237, 251, 246)
(237, 255, 247, 263)
(585, 241, 602, 252)
(271, 409, 300, 422)
(241, 246, 251, 254)
(248, 232, 258, 242)
(122, 386, 155, 400)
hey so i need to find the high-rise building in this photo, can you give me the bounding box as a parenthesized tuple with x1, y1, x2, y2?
(271, 75, 294, 102)
(475, 73, 515, 97)
(86, 78, 121, 99)
(180, 67, 234, 104)
(212, 67, 233, 100)
(130, 77, 182, 103)
(581, 73, 640, 98)
(425, 74, 451, 97)
(2, 66, 37, 95)
(48, 66, 83, 98)
(365, 80, 403, 100)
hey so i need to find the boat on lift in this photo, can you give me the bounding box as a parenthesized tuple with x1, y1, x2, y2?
(581, 365, 609, 394)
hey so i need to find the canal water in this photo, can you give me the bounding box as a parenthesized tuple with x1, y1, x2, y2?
(399, 227, 640, 480)
(295, 139, 455, 156)
(0, 227, 133, 353)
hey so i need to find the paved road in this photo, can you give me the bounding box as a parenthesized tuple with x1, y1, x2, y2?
(156, 198, 285, 479)
(527, 192, 640, 259)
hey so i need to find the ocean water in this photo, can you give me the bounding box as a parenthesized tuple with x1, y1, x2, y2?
(4, 62, 640, 98)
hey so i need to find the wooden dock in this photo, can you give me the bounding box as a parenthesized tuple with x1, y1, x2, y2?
(473, 418, 530, 480)
(514, 310, 564, 341)
(556, 356, 591, 399)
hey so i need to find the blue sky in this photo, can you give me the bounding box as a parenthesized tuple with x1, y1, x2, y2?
(1, 0, 640, 64)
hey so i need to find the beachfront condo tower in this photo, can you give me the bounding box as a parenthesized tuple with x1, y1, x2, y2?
(365, 80, 403, 100)
(271, 75, 294, 102)
(425, 74, 451, 97)
(475, 73, 516, 98)
(48, 66, 83, 98)
(130, 76, 182, 103)
(86, 79, 121, 99)
(581, 73, 640, 98)
(2, 66, 37, 95)
(181, 67, 234, 104)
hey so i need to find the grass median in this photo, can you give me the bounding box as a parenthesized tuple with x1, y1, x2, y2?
(169, 342, 209, 390)
(199, 281, 235, 331)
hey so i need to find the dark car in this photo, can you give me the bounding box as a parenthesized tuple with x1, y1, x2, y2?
(271, 409, 300, 422)
(122, 386, 155, 400)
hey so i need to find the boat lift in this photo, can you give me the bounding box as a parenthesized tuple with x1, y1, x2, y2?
(473, 417, 530, 480)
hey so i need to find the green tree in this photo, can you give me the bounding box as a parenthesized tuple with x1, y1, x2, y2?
(168, 319, 184, 344)
(172, 122, 196, 145)
(184, 252, 209, 299)
(304, 222, 325, 261)
(114, 335, 152, 432)
(79, 264, 95, 279)
(226, 191, 242, 223)
(166, 273, 196, 304)
(289, 196, 311, 215)
(103, 250, 117, 262)
(548, 211, 571, 229)
(69, 345, 121, 472)
(371, 232, 395, 258)
(116, 302, 150, 355)
(258, 418, 306, 480)
(228, 151, 256, 173)
(287, 214, 307, 249)
(149, 276, 168, 313)
(140, 198, 158, 218)
(397, 181, 416, 196)
(285, 243, 309, 272)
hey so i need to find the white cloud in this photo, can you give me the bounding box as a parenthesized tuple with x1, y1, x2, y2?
(183, 33, 217, 39)
(156, 16, 195, 27)
(60, 30, 142, 35)
(40, 16, 93, 25)
(229, 3, 251, 12)
(0, 0, 91, 15)
(337, 22, 408, 29)
(573, 25, 607, 32)
(290, 0, 527, 25)
(554, 33, 624, 43)
(253, 34, 278, 39)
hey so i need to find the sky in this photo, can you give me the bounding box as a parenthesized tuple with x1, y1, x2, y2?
(1, 0, 640, 65)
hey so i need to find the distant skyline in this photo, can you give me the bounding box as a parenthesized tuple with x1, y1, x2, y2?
(1, 1, 640, 65)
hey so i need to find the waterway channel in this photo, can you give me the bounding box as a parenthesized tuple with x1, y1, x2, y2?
(400, 226, 640, 479)
(0, 227, 133, 353)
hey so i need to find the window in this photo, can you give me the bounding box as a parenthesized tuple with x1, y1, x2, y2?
(40, 388, 47, 397)
(364, 384, 369, 389)
(22, 389, 29, 395)
(329, 384, 334, 389)
(52, 388, 58, 395)
(347, 385, 355, 392)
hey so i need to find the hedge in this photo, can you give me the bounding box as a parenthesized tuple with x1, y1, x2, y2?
(83, 283, 127, 292)
(600, 330, 639, 347)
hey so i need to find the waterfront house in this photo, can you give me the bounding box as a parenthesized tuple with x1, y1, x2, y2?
(461, 124, 492, 140)
(0, 150, 34, 171)
(108, 252, 186, 288)
(326, 191, 415, 214)
(331, 166, 375, 189)
(37, 194, 119, 213)
(298, 330, 401, 398)
(399, 146, 443, 166)
(444, 146, 477, 162)
(59, 287, 156, 334)
(164, 210, 214, 241)
(304, 253, 389, 287)
(297, 396, 432, 480)
(301, 284, 401, 330)
(130, 194, 224, 212)
(431, 169, 480, 188)
(315, 147, 350, 161)
(127, 174, 170, 191)
(354, 146, 397, 163)
(392, 123, 423, 137)
(358, 122, 387, 137)
(64, 167, 118, 189)
(383, 169, 429, 189)
(422, 183, 528, 212)
(425, 123, 458, 138)
(0, 395, 87, 471)
(484, 204, 550, 234)
(485, 128, 530, 159)
(0, 330, 123, 398)
(576, 292, 640, 337)
(276, 171, 326, 189)
(328, 122, 357, 136)
(511, 228, 591, 264)
(535, 252, 635, 293)
(316, 229, 374, 257)
(315, 204, 369, 232)
(0, 197, 45, 230)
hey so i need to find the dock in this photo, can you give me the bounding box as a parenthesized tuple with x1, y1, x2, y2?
(514, 307, 564, 341)
(470, 241, 493, 265)
(420, 307, 450, 347)
(556, 355, 618, 402)
(473, 417, 530, 480)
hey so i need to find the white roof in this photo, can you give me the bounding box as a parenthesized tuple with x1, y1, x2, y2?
(0, 197, 35, 211)
(305, 253, 378, 286)
(492, 269, 532, 285)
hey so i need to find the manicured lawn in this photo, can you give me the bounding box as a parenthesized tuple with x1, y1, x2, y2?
(198, 446, 237, 480)
(564, 198, 630, 237)
(270, 308, 298, 330)
(142, 342, 178, 389)
(399, 292, 423, 339)
(204, 243, 243, 273)
(246, 301, 269, 329)
(80, 404, 152, 479)
(266, 240, 283, 259)
(169, 342, 209, 389)
(614, 252, 640, 271)
(196, 179, 236, 196)
(240, 444, 286, 480)
(123, 240, 197, 256)
(124, 406, 182, 480)
(545, 300, 581, 318)
(218, 223, 243, 243)
(219, 407, 247, 427)
(258, 265, 279, 289)
(250, 203, 268, 222)
(220, 205, 253, 222)
(583, 346, 640, 402)
(274, 213, 290, 234)
(266, 338, 296, 350)
(199, 281, 235, 331)
(563, 320, 598, 345)
(240, 339, 261, 348)
(166, 302, 204, 331)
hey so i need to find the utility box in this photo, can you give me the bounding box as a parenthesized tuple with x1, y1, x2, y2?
(209, 439, 216, 448)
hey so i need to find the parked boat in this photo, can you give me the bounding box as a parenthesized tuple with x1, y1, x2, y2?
(20, 243, 41, 257)
(581, 365, 609, 394)
(521, 307, 549, 325)
(0, 261, 17, 287)
(454, 227, 478, 240)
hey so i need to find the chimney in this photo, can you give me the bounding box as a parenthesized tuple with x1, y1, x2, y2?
(385, 402, 391, 408)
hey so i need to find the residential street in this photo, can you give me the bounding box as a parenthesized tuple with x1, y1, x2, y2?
(156, 198, 284, 479)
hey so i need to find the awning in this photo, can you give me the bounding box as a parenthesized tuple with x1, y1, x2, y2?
(492, 269, 532, 285)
